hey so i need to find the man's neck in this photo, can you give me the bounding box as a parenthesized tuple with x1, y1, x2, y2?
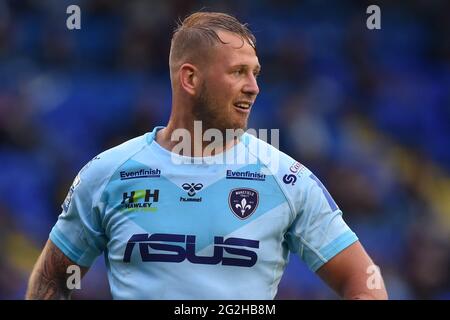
(156, 122, 239, 158)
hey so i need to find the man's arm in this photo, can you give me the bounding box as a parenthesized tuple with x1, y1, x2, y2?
(316, 241, 388, 300)
(26, 239, 89, 300)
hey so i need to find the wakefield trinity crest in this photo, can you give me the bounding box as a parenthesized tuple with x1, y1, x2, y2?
(228, 188, 259, 219)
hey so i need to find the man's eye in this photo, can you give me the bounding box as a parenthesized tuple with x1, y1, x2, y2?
(234, 69, 244, 76)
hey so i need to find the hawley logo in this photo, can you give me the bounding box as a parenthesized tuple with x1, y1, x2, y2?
(121, 189, 159, 212)
(229, 188, 259, 219)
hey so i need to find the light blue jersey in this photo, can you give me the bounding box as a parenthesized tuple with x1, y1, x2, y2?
(50, 126, 358, 299)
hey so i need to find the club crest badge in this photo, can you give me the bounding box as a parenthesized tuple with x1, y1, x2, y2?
(228, 188, 259, 220)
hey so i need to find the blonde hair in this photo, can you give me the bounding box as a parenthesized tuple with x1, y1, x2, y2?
(169, 12, 256, 74)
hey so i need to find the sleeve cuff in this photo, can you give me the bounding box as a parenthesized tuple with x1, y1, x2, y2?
(309, 231, 359, 272)
(49, 226, 98, 267)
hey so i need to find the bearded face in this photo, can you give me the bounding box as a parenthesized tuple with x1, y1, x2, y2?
(193, 81, 250, 135)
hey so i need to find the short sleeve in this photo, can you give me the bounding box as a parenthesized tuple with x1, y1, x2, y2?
(49, 157, 107, 267)
(285, 169, 358, 272)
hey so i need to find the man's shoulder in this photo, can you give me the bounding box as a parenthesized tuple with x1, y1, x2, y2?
(242, 132, 306, 175)
(97, 133, 149, 163)
(242, 132, 316, 218)
(77, 133, 149, 184)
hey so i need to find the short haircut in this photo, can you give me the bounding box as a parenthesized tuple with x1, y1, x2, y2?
(169, 12, 256, 75)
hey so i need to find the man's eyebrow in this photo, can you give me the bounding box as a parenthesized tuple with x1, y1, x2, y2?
(232, 64, 262, 72)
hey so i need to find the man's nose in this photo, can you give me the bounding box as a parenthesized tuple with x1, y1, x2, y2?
(242, 74, 260, 96)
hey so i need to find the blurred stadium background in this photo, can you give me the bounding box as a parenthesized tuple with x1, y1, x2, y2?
(0, 0, 449, 299)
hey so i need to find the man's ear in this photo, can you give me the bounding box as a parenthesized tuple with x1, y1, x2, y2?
(179, 63, 200, 96)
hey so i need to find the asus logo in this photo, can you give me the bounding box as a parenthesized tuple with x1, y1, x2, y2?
(123, 233, 259, 267)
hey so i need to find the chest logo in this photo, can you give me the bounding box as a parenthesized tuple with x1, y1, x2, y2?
(182, 183, 203, 196)
(228, 188, 259, 220)
(121, 189, 159, 212)
(180, 183, 203, 202)
(283, 174, 297, 185)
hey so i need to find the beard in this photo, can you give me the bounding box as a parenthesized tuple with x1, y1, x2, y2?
(193, 82, 248, 137)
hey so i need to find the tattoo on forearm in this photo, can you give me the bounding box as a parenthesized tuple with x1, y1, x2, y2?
(26, 241, 78, 300)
